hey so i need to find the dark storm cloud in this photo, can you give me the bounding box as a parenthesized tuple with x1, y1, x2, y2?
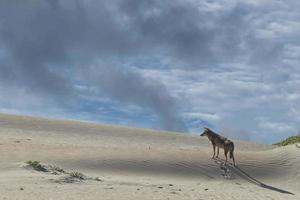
(0, 0, 298, 133)
(115, 0, 298, 69)
(0, 0, 287, 76)
(115, 0, 251, 66)
(115, 0, 217, 65)
(0, 1, 75, 99)
(81, 65, 187, 131)
(0, 0, 190, 131)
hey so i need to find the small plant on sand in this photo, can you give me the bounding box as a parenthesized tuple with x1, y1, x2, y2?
(69, 171, 86, 180)
(49, 165, 66, 174)
(24, 161, 99, 183)
(25, 160, 48, 172)
(274, 134, 300, 146)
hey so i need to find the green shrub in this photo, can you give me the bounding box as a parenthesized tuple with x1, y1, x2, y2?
(69, 171, 86, 180)
(25, 160, 48, 172)
(49, 165, 66, 173)
(274, 135, 300, 146)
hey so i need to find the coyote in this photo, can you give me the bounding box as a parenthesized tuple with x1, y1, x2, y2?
(200, 128, 236, 166)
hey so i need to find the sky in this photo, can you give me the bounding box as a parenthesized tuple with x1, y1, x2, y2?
(0, 0, 300, 144)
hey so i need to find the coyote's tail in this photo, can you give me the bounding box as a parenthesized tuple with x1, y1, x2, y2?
(230, 142, 234, 159)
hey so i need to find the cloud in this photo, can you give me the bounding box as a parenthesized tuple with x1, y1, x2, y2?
(257, 118, 295, 133)
(0, 0, 299, 142)
(77, 64, 187, 131)
(184, 112, 221, 121)
(0, 0, 188, 131)
(136, 65, 300, 142)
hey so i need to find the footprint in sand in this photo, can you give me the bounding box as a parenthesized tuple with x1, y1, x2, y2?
(170, 191, 179, 195)
(218, 162, 235, 179)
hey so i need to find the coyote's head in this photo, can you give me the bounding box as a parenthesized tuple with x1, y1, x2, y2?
(200, 127, 210, 137)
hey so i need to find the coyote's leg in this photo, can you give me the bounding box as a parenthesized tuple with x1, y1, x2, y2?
(224, 149, 228, 165)
(232, 152, 236, 166)
(212, 144, 216, 158)
(216, 147, 219, 158)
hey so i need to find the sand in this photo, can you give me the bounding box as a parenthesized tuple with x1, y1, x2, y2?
(0, 113, 299, 199)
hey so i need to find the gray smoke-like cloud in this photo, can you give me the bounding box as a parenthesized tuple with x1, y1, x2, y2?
(80, 65, 187, 131)
(0, 0, 298, 135)
(0, 0, 189, 131)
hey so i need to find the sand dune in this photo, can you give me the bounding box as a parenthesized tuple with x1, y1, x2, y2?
(0, 113, 299, 199)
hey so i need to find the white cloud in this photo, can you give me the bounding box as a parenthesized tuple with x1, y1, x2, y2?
(257, 117, 296, 133)
(137, 63, 300, 142)
(184, 112, 221, 121)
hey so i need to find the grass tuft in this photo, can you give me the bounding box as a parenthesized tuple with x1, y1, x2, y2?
(68, 171, 86, 180)
(24, 161, 98, 183)
(49, 165, 66, 174)
(274, 134, 300, 146)
(25, 160, 48, 172)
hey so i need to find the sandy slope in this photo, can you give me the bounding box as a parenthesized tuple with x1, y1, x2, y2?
(0, 113, 299, 200)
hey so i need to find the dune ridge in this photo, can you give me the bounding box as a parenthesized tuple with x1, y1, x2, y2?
(0, 113, 299, 199)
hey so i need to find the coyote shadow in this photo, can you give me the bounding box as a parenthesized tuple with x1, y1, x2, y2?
(213, 157, 294, 195)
